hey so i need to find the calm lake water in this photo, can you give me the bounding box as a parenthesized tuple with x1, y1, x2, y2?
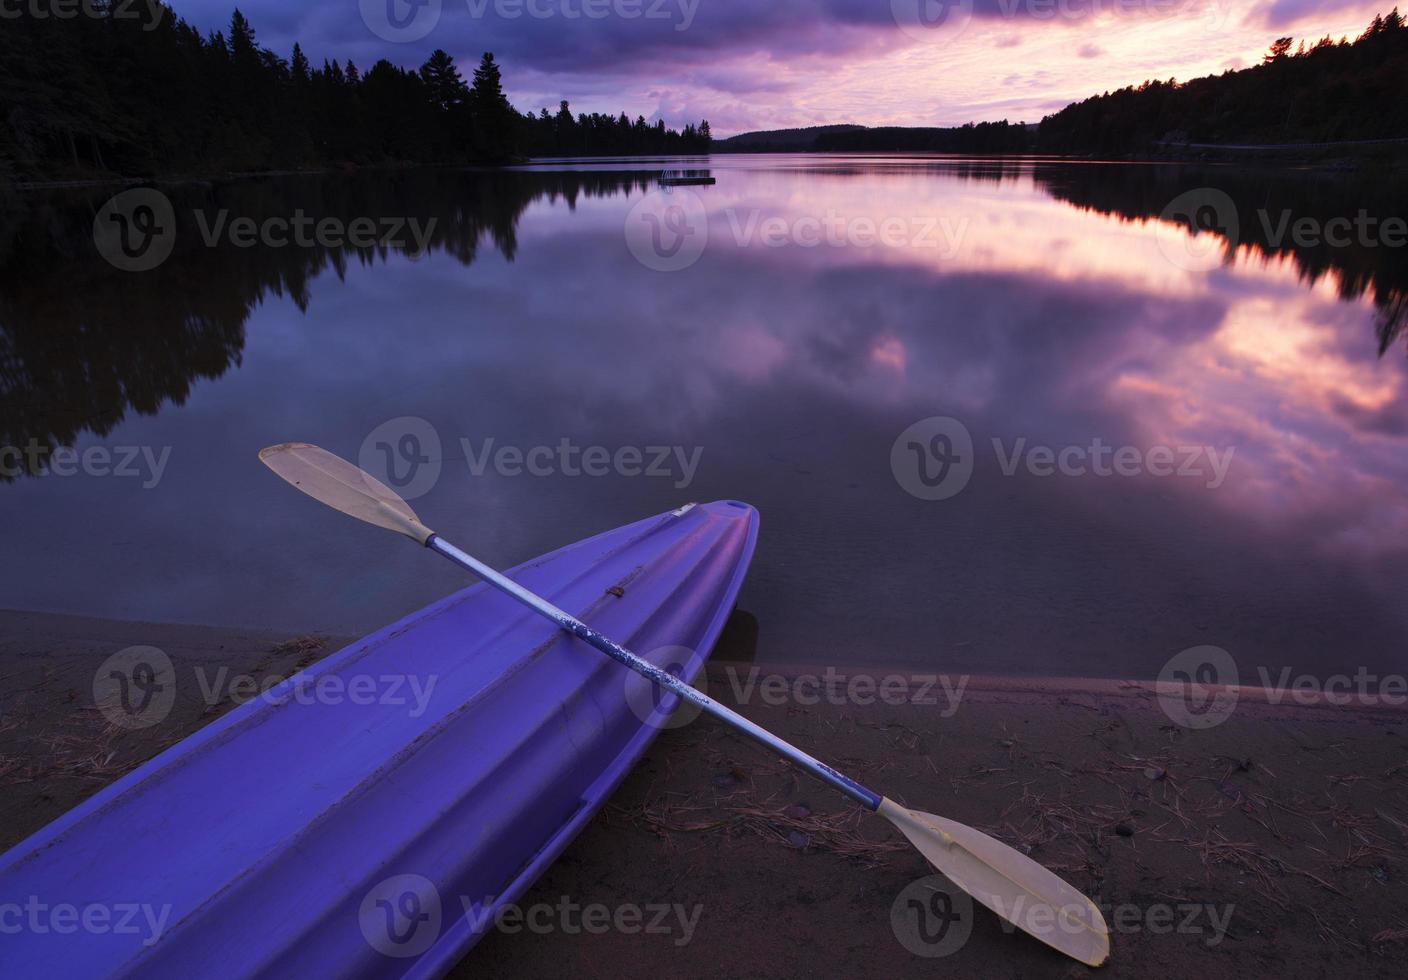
(3, 155, 1406, 680)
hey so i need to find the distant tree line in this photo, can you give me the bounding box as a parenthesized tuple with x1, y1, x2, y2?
(521, 104, 710, 156)
(0, 4, 712, 179)
(723, 10, 1408, 159)
(814, 122, 1030, 154)
(1039, 9, 1408, 153)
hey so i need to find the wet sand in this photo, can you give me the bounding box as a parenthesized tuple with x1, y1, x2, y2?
(2, 610, 1406, 977)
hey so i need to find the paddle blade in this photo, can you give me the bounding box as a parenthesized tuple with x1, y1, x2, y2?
(878, 797, 1110, 967)
(259, 443, 434, 544)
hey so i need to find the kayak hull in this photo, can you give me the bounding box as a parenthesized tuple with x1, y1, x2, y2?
(0, 501, 759, 977)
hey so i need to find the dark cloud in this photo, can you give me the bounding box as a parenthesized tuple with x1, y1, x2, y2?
(171, 0, 1217, 78)
(1077, 42, 1102, 58)
(174, 0, 901, 73)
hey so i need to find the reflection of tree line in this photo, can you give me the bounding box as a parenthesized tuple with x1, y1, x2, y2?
(4, 163, 1404, 480)
(778, 157, 1407, 350)
(0, 170, 654, 477)
(1026, 163, 1408, 355)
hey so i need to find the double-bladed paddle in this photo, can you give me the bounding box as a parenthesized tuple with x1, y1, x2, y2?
(259, 442, 1110, 967)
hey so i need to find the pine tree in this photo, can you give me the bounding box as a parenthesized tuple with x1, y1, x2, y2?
(229, 9, 256, 60)
(291, 43, 310, 83)
(420, 49, 467, 112)
(471, 52, 505, 104)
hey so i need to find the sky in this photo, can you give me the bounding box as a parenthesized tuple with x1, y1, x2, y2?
(171, 0, 1393, 135)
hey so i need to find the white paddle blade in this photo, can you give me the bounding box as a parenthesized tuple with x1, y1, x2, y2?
(879, 798, 1110, 967)
(259, 443, 434, 544)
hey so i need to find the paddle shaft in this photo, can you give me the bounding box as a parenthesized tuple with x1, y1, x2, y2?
(426, 534, 884, 811)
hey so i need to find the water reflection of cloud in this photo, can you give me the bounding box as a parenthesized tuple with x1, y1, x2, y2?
(500, 170, 1408, 567)
(6, 165, 1404, 673)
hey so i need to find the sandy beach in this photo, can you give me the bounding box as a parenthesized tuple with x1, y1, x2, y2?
(2, 609, 1406, 977)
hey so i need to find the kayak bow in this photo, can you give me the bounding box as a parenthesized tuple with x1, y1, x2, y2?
(0, 500, 758, 976)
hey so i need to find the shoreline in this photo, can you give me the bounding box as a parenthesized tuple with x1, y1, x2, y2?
(3, 609, 1406, 975)
(7, 149, 1399, 192)
(4, 608, 1404, 713)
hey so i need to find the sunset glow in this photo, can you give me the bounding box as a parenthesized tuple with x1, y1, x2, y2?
(179, 0, 1398, 132)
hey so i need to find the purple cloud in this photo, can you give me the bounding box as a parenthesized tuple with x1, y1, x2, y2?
(171, 0, 1229, 77)
(1259, 0, 1377, 29)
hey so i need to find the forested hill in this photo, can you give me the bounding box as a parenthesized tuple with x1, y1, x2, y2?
(715, 126, 866, 151)
(1039, 10, 1408, 153)
(725, 10, 1408, 159)
(0, 5, 712, 179)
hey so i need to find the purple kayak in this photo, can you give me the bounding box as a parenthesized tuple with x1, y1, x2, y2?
(0, 500, 758, 977)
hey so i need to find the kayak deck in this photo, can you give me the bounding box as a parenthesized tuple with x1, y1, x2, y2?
(0, 500, 759, 977)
